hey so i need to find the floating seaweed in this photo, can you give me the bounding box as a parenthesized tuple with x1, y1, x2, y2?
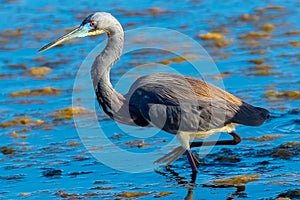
(154, 191, 174, 198)
(248, 58, 265, 65)
(244, 65, 277, 76)
(244, 135, 283, 142)
(239, 32, 271, 40)
(1, 146, 16, 155)
(264, 90, 300, 100)
(10, 87, 61, 98)
(10, 131, 27, 139)
(199, 32, 232, 48)
(211, 174, 260, 186)
(26, 67, 52, 77)
(284, 30, 300, 36)
(239, 14, 258, 22)
(51, 106, 90, 120)
(0, 116, 44, 128)
(125, 139, 149, 148)
(118, 191, 151, 198)
(7, 63, 27, 69)
(158, 55, 198, 65)
(289, 41, 300, 47)
(0, 28, 22, 38)
(262, 24, 275, 32)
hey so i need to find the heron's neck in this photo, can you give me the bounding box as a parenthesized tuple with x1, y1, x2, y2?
(91, 24, 124, 88)
(91, 21, 125, 115)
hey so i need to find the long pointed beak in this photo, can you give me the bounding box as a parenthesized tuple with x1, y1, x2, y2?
(38, 25, 106, 53)
(38, 26, 87, 53)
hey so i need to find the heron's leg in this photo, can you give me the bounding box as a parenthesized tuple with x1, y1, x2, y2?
(190, 131, 241, 148)
(191, 152, 200, 167)
(176, 132, 200, 172)
(186, 150, 198, 173)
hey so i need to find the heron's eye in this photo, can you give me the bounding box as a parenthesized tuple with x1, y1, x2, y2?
(90, 21, 97, 27)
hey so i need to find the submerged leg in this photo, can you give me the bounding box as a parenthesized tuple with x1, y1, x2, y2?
(177, 132, 200, 172)
(186, 150, 198, 173)
(191, 152, 200, 167)
(190, 131, 241, 148)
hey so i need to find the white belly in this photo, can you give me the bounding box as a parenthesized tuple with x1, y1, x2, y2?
(176, 123, 238, 149)
(192, 123, 238, 139)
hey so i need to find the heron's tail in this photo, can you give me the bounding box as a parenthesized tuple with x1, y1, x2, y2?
(154, 146, 186, 166)
(231, 102, 270, 126)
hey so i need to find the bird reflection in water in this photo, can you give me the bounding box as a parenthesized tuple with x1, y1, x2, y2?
(155, 166, 197, 200)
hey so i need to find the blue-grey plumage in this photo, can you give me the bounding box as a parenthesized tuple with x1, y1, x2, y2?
(39, 12, 269, 173)
(127, 73, 269, 132)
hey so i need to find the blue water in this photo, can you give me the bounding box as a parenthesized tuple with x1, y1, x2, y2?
(1, 0, 299, 199)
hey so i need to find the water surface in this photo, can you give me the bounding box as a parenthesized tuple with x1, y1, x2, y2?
(0, 0, 299, 199)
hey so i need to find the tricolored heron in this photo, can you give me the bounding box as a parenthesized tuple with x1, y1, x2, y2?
(39, 12, 269, 173)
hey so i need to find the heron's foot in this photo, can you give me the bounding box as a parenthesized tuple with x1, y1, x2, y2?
(154, 147, 200, 173)
(154, 146, 185, 166)
(190, 131, 242, 148)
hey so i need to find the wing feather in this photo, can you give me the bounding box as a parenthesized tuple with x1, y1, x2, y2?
(127, 73, 269, 133)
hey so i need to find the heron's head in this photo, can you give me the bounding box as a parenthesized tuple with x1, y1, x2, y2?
(38, 12, 115, 52)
